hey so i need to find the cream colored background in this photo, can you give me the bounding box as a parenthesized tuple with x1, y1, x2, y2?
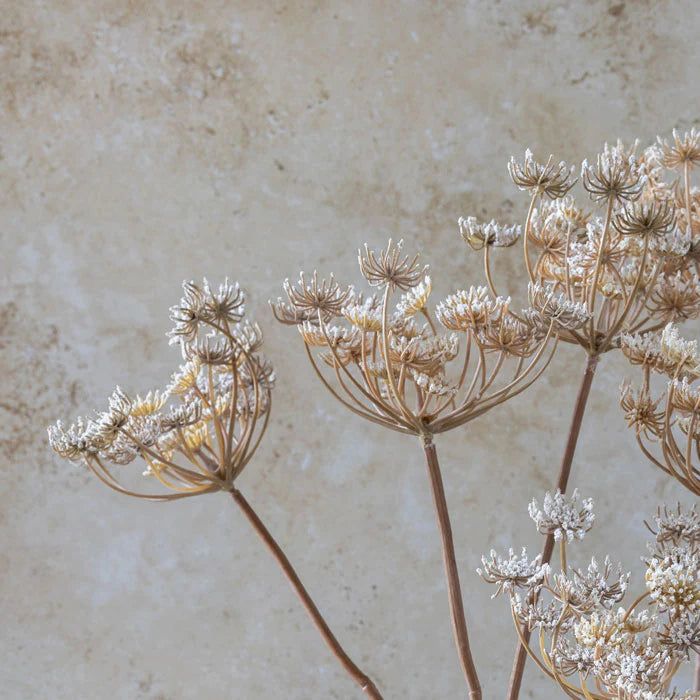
(2, 1, 699, 698)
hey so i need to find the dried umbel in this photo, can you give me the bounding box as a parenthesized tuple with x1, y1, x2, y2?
(274, 239, 560, 700)
(469, 134, 700, 698)
(48, 279, 383, 699)
(473, 138, 700, 361)
(620, 324, 700, 496)
(480, 498, 700, 699)
(49, 279, 274, 499)
(273, 238, 557, 439)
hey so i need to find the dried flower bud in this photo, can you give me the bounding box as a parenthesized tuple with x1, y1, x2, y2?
(282, 272, 354, 322)
(581, 141, 646, 203)
(656, 128, 700, 170)
(396, 276, 432, 316)
(458, 216, 521, 250)
(527, 282, 591, 331)
(528, 488, 595, 542)
(477, 547, 549, 597)
(508, 149, 577, 199)
(358, 239, 428, 291)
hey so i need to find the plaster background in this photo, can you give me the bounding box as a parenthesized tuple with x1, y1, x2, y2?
(2, 1, 698, 698)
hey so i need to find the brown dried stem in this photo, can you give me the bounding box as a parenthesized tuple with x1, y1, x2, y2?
(230, 489, 384, 699)
(422, 436, 482, 700)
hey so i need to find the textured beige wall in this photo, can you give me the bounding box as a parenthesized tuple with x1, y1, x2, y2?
(2, 1, 699, 698)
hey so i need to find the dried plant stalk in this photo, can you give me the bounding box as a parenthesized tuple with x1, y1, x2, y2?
(472, 136, 700, 698)
(274, 239, 562, 698)
(48, 279, 383, 699)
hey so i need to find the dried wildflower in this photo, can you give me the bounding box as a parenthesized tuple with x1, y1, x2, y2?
(660, 323, 700, 373)
(512, 595, 572, 634)
(166, 359, 201, 395)
(436, 287, 505, 331)
(550, 640, 596, 677)
(528, 489, 595, 543)
(343, 298, 383, 331)
(647, 273, 700, 322)
(458, 216, 521, 250)
(647, 504, 700, 549)
(620, 333, 678, 376)
(48, 279, 382, 699)
(201, 278, 245, 325)
(477, 548, 548, 597)
(612, 201, 677, 239)
(507, 150, 577, 199)
(581, 141, 646, 203)
(476, 312, 540, 357)
(168, 280, 206, 343)
(669, 377, 700, 414)
(527, 282, 591, 331)
(278, 238, 557, 699)
(554, 195, 591, 233)
(184, 336, 235, 365)
(358, 239, 428, 291)
(280, 272, 354, 323)
(47, 417, 98, 461)
(49, 279, 274, 499)
(646, 546, 700, 616)
(396, 276, 432, 316)
(554, 557, 629, 612)
(620, 382, 665, 439)
(486, 499, 700, 699)
(131, 390, 169, 417)
(657, 616, 700, 658)
(656, 128, 700, 170)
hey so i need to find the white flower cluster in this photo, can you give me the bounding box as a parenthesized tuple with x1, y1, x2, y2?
(645, 546, 700, 616)
(458, 216, 521, 248)
(477, 547, 549, 598)
(660, 323, 700, 372)
(527, 282, 592, 331)
(528, 488, 595, 542)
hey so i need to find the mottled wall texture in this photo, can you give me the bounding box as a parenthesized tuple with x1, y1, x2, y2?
(2, 1, 698, 698)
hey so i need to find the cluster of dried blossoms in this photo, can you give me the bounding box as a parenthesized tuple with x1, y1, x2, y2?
(48, 279, 273, 498)
(493, 133, 700, 358)
(47, 129, 700, 699)
(272, 239, 562, 439)
(621, 323, 700, 495)
(48, 280, 383, 699)
(480, 495, 700, 699)
(273, 238, 570, 699)
(464, 130, 700, 699)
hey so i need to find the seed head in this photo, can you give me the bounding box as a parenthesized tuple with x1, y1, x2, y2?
(656, 128, 700, 170)
(358, 239, 428, 291)
(508, 149, 577, 199)
(581, 141, 646, 203)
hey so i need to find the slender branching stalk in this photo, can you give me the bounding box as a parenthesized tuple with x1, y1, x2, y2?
(48, 279, 383, 698)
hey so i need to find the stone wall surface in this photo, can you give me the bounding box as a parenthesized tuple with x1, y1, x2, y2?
(2, 1, 698, 698)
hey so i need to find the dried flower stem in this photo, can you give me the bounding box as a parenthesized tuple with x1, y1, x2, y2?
(230, 489, 383, 699)
(507, 352, 599, 700)
(422, 436, 482, 700)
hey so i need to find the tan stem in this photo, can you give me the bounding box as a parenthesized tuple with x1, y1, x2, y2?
(507, 353, 598, 700)
(230, 489, 383, 699)
(421, 437, 482, 700)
